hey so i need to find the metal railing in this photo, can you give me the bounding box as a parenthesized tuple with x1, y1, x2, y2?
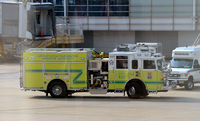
(56, 24, 83, 36)
(43, 0, 200, 31)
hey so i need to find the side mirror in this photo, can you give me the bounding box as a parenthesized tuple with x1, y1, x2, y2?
(168, 68, 172, 73)
(162, 67, 172, 73)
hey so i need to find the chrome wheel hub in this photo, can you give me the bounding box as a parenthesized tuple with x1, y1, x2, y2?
(52, 85, 62, 96)
(129, 86, 136, 96)
(188, 82, 193, 89)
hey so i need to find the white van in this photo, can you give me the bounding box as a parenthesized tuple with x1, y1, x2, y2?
(168, 45, 200, 90)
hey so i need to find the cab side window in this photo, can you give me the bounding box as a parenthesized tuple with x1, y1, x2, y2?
(143, 60, 156, 69)
(193, 60, 200, 68)
(157, 60, 163, 71)
(132, 60, 138, 69)
(116, 56, 128, 69)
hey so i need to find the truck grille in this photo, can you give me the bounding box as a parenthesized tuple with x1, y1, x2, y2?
(169, 74, 180, 78)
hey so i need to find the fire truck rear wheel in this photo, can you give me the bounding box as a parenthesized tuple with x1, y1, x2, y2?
(126, 82, 141, 99)
(49, 81, 67, 98)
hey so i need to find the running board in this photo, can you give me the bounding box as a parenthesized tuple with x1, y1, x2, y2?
(148, 90, 158, 94)
(89, 89, 108, 94)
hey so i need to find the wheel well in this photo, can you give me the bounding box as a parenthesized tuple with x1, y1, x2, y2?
(188, 76, 193, 82)
(189, 76, 193, 80)
(125, 79, 147, 96)
(47, 79, 67, 92)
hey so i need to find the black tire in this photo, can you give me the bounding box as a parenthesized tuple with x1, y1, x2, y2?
(49, 81, 67, 98)
(126, 82, 142, 99)
(179, 85, 183, 87)
(171, 84, 177, 89)
(185, 77, 194, 90)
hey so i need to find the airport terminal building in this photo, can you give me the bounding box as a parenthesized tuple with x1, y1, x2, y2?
(37, 0, 200, 57)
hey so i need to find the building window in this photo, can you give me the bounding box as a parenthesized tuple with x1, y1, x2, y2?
(68, 6, 87, 16)
(68, 0, 87, 16)
(116, 56, 128, 69)
(56, 0, 64, 5)
(143, 60, 156, 69)
(88, 6, 107, 16)
(152, 0, 173, 17)
(109, 0, 129, 16)
(88, 0, 107, 16)
(47, 0, 64, 16)
(68, 0, 129, 17)
(174, 0, 193, 17)
(88, 0, 107, 5)
(69, 0, 87, 5)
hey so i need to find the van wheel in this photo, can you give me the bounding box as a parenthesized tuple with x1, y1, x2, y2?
(126, 82, 141, 99)
(49, 81, 67, 98)
(185, 78, 194, 90)
(171, 84, 177, 89)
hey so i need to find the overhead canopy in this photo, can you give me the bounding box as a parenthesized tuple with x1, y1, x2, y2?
(31, 4, 54, 10)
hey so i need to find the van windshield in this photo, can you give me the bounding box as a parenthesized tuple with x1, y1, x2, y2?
(170, 59, 193, 68)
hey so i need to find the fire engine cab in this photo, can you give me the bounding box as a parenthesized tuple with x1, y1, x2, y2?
(21, 43, 168, 98)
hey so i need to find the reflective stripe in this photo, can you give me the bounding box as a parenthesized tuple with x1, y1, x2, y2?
(25, 69, 85, 84)
(109, 81, 164, 85)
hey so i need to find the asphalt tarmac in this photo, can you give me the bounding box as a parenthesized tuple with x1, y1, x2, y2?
(0, 63, 200, 121)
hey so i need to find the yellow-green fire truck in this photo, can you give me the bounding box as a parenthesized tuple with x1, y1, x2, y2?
(20, 43, 168, 98)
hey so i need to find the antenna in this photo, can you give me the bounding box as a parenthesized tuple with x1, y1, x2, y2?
(193, 32, 200, 46)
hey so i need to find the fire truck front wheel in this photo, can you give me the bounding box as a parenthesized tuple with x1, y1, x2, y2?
(126, 82, 142, 99)
(49, 81, 67, 98)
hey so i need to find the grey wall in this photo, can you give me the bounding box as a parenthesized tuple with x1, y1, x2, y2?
(69, 31, 93, 48)
(2, 3, 19, 38)
(135, 31, 178, 58)
(86, 31, 200, 58)
(93, 31, 135, 53)
(178, 31, 200, 47)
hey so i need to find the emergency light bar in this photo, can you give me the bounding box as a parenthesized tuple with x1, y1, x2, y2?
(136, 43, 161, 48)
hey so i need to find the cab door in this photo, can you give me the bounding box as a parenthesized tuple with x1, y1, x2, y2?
(108, 55, 115, 90)
(114, 55, 129, 89)
(141, 59, 158, 90)
(129, 59, 139, 80)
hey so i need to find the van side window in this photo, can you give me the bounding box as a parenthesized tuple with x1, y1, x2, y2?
(193, 60, 200, 68)
(116, 56, 128, 69)
(144, 60, 156, 69)
(132, 60, 138, 69)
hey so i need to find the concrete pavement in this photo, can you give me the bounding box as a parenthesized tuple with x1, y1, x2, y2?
(0, 63, 200, 121)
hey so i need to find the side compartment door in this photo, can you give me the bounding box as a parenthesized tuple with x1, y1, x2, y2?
(44, 63, 70, 89)
(129, 59, 139, 81)
(24, 63, 43, 88)
(70, 63, 87, 89)
(156, 59, 165, 90)
(114, 56, 129, 89)
(141, 60, 159, 90)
